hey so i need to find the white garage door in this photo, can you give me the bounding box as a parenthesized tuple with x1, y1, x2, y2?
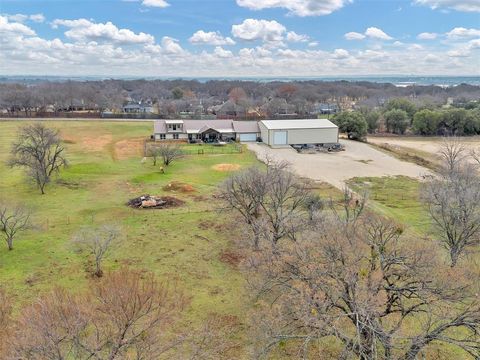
(273, 131, 287, 145)
(239, 133, 257, 142)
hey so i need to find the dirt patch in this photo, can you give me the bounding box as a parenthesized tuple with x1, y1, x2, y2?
(55, 179, 82, 189)
(197, 219, 223, 232)
(114, 138, 145, 160)
(212, 163, 241, 172)
(82, 134, 112, 151)
(219, 250, 244, 267)
(163, 181, 196, 193)
(127, 195, 184, 209)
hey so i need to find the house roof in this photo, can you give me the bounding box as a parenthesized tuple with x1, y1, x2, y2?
(260, 119, 338, 130)
(154, 119, 235, 134)
(232, 121, 260, 133)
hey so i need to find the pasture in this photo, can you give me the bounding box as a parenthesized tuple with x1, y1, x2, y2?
(0, 121, 256, 346)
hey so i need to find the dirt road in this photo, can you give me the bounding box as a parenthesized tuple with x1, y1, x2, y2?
(247, 140, 430, 189)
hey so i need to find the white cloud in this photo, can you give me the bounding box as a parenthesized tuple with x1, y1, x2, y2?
(365, 27, 393, 40)
(189, 30, 235, 45)
(468, 39, 480, 49)
(29, 14, 45, 23)
(414, 0, 480, 13)
(332, 48, 349, 59)
(417, 32, 437, 40)
(213, 46, 233, 58)
(1, 14, 478, 77)
(231, 19, 286, 43)
(0, 15, 36, 36)
(425, 54, 440, 62)
(161, 36, 185, 55)
(286, 31, 309, 42)
(308, 41, 319, 47)
(446, 27, 480, 39)
(345, 28, 393, 41)
(52, 18, 155, 44)
(344, 31, 365, 40)
(408, 44, 424, 50)
(236, 0, 352, 16)
(142, 0, 170, 7)
(447, 48, 471, 57)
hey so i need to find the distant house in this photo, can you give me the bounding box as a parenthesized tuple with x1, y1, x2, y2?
(153, 119, 260, 143)
(311, 103, 339, 115)
(214, 100, 247, 119)
(123, 102, 154, 114)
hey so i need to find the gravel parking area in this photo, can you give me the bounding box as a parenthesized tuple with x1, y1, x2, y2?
(247, 140, 431, 189)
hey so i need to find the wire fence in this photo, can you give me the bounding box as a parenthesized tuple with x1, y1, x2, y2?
(180, 145, 243, 155)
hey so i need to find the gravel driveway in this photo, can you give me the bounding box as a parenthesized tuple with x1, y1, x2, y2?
(246, 140, 431, 189)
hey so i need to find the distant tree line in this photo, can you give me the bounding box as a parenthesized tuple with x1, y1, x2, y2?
(0, 79, 479, 121)
(333, 97, 480, 140)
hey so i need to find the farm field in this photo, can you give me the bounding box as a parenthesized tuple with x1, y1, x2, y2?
(0, 121, 477, 359)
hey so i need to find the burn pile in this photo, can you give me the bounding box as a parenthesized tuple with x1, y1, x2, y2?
(127, 195, 184, 209)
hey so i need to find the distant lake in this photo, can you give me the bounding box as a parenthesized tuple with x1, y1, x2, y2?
(1, 75, 479, 87)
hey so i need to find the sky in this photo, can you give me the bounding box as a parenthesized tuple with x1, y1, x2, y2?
(0, 0, 479, 77)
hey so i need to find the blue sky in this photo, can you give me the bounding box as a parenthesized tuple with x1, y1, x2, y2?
(1, 0, 479, 76)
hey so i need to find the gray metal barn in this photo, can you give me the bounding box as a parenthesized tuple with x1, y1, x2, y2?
(259, 119, 339, 148)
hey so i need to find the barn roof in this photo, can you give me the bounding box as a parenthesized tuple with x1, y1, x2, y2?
(260, 119, 337, 130)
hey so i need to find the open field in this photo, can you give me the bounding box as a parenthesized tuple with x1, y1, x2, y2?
(247, 140, 431, 189)
(368, 136, 480, 167)
(0, 121, 259, 356)
(0, 121, 476, 359)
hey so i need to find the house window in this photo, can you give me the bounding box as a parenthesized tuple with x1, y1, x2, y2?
(173, 134, 179, 140)
(159, 134, 166, 140)
(172, 124, 177, 130)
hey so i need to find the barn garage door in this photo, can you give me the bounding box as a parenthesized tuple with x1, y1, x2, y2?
(239, 133, 257, 142)
(273, 131, 287, 145)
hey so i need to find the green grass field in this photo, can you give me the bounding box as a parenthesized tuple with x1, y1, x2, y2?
(0, 121, 475, 359)
(347, 175, 431, 234)
(0, 121, 257, 341)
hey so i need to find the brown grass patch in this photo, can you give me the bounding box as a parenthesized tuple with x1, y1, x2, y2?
(163, 181, 196, 193)
(114, 138, 145, 160)
(81, 134, 112, 151)
(197, 220, 223, 232)
(219, 250, 244, 267)
(212, 163, 241, 172)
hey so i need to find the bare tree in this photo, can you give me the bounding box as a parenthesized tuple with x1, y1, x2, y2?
(73, 224, 120, 277)
(0, 204, 31, 250)
(303, 193, 324, 221)
(8, 124, 68, 194)
(471, 148, 480, 165)
(260, 162, 310, 244)
(147, 145, 161, 166)
(221, 167, 267, 249)
(11, 268, 185, 360)
(248, 213, 480, 359)
(221, 161, 311, 247)
(156, 143, 184, 166)
(439, 137, 466, 173)
(423, 141, 480, 267)
(0, 288, 12, 358)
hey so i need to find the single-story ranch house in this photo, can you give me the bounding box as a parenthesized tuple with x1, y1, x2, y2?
(152, 119, 338, 147)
